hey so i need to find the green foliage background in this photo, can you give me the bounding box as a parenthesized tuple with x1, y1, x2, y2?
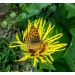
(0, 3, 75, 72)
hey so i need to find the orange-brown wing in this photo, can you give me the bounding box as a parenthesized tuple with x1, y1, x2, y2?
(25, 26, 40, 43)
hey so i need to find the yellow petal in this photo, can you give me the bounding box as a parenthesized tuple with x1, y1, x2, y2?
(45, 33, 63, 44)
(52, 43, 67, 51)
(33, 57, 38, 66)
(16, 33, 23, 44)
(38, 18, 43, 39)
(16, 33, 20, 41)
(34, 50, 39, 56)
(28, 19, 32, 33)
(39, 56, 46, 63)
(23, 28, 28, 41)
(20, 44, 28, 52)
(38, 19, 46, 39)
(44, 56, 52, 64)
(30, 56, 34, 58)
(48, 55, 54, 61)
(42, 20, 46, 29)
(9, 42, 23, 48)
(34, 19, 39, 28)
(46, 43, 67, 54)
(42, 24, 55, 41)
(52, 41, 59, 45)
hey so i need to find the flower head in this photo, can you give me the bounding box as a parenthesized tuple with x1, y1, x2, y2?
(9, 18, 67, 66)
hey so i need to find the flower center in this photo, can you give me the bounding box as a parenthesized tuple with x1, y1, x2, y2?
(26, 42, 45, 55)
(25, 26, 45, 55)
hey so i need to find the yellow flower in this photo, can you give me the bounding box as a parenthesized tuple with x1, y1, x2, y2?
(9, 18, 67, 66)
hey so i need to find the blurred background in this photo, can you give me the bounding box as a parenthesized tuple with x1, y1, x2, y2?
(0, 3, 75, 72)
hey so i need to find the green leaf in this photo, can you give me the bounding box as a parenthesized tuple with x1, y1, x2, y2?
(53, 3, 75, 71)
(5, 65, 11, 72)
(19, 3, 51, 13)
(63, 24, 75, 71)
(53, 58, 72, 72)
(37, 62, 55, 72)
(10, 12, 17, 18)
(64, 4, 75, 19)
(61, 12, 75, 72)
(19, 3, 51, 19)
(64, 37, 75, 71)
(1, 21, 8, 28)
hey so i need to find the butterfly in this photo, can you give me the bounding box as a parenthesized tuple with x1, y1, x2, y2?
(25, 26, 45, 55)
(25, 26, 40, 43)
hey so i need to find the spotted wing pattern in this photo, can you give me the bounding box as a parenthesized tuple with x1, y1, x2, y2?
(25, 26, 40, 43)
